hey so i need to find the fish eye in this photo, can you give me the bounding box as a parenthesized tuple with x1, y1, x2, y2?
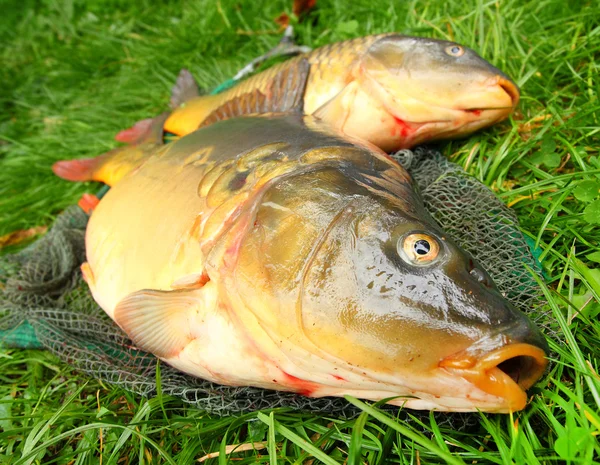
(399, 233, 440, 265)
(445, 45, 465, 57)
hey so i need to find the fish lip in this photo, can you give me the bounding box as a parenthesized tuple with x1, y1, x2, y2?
(498, 76, 520, 108)
(439, 342, 548, 411)
(362, 61, 519, 120)
(458, 77, 520, 113)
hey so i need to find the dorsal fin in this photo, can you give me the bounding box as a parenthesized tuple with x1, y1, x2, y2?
(170, 69, 200, 109)
(200, 58, 311, 128)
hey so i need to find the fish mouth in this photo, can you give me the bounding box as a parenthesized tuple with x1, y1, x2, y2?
(458, 77, 520, 114)
(439, 343, 547, 411)
(498, 77, 520, 108)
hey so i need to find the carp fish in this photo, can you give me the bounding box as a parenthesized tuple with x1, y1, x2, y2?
(53, 34, 519, 185)
(78, 114, 547, 412)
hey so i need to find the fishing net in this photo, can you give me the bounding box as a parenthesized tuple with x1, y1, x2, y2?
(0, 146, 549, 419)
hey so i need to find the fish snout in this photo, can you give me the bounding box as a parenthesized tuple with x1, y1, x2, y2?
(496, 76, 520, 108)
(439, 324, 548, 411)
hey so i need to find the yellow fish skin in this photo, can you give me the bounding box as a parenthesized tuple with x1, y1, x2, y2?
(52, 35, 519, 186)
(83, 115, 547, 413)
(165, 34, 520, 151)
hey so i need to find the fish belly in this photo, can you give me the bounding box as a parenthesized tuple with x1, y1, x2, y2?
(85, 160, 206, 317)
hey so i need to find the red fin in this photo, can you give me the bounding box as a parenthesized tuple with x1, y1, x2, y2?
(115, 118, 155, 144)
(52, 157, 102, 182)
(77, 193, 100, 214)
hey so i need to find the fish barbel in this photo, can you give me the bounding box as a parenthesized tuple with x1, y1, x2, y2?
(81, 115, 547, 412)
(53, 34, 520, 184)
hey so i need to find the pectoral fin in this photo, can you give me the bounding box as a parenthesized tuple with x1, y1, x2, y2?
(311, 81, 359, 129)
(200, 58, 311, 127)
(113, 288, 202, 358)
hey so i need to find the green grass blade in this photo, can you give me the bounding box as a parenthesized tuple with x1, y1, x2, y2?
(344, 396, 465, 465)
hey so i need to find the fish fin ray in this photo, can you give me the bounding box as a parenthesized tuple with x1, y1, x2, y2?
(113, 288, 201, 358)
(311, 81, 358, 126)
(52, 153, 111, 183)
(200, 58, 310, 127)
(115, 118, 155, 144)
(170, 69, 200, 109)
(54, 113, 169, 186)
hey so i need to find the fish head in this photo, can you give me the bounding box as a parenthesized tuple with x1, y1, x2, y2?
(355, 35, 520, 148)
(294, 179, 547, 412)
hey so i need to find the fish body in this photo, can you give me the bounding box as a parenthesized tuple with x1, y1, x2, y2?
(165, 34, 520, 151)
(83, 115, 546, 412)
(53, 34, 520, 185)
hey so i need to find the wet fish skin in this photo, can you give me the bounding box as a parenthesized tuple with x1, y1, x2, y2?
(53, 34, 519, 185)
(82, 115, 546, 412)
(165, 34, 519, 151)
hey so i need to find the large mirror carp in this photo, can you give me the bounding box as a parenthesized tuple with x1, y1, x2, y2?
(75, 115, 547, 413)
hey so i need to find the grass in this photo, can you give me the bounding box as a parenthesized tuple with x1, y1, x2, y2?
(1, 0, 599, 463)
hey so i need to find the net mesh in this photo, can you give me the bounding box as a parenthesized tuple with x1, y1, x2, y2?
(0, 147, 550, 419)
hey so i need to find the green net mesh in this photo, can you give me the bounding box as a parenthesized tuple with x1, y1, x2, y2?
(0, 147, 549, 419)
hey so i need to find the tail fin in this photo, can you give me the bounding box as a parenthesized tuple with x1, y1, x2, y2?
(52, 156, 106, 182)
(53, 113, 169, 186)
(52, 146, 151, 186)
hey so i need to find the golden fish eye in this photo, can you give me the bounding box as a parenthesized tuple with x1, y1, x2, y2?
(445, 45, 465, 57)
(400, 233, 440, 265)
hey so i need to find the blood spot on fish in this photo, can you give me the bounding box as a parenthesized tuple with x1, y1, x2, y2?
(393, 117, 414, 138)
(282, 371, 316, 396)
(332, 375, 346, 381)
(467, 109, 482, 116)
